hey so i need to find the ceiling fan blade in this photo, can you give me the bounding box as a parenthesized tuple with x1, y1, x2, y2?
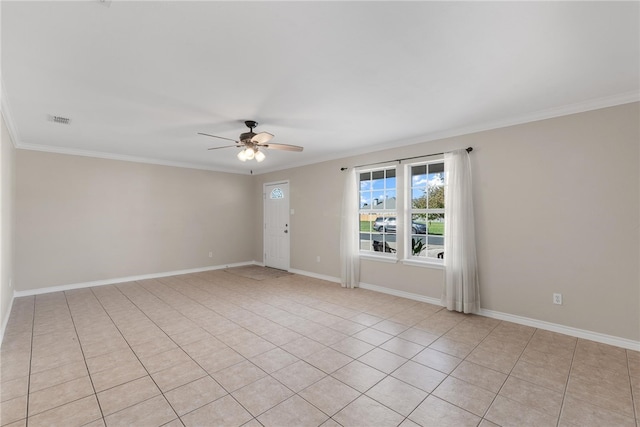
(262, 143, 304, 152)
(198, 132, 239, 143)
(251, 132, 274, 144)
(207, 145, 240, 150)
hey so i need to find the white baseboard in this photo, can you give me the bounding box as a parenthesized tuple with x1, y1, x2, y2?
(12, 261, 256, 298)
(8, 265, 639, 351)
(288, 268, 341, 284)
(477, 308, 640, 352)
(358, 281, 639, 351)
(359, 282, 443, 305)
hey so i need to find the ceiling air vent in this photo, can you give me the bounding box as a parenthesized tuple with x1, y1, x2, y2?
(48, 115, 71, 125)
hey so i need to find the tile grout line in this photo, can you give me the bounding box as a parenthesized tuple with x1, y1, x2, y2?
(626, 350, 638, 424)
(143, 275, 416, 423)
(133, 277, 353, 423)
(135, 277, 304, 423)
(62, 290, 106, 424)
(23, 296, 36, 427)
(481, 324, 541, 425)
(89, 285, 183, 426)
(157, 278, 360, 425)
(9, 271, 638, 427)
(112, 280, 263, 424)
(403, 316, 502, 426)
(555, 337, 579, 427)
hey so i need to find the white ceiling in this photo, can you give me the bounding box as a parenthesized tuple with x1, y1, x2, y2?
(2, 1, 638, 174)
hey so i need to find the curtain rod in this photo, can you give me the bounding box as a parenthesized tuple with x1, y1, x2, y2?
(340, 147, 473, 171)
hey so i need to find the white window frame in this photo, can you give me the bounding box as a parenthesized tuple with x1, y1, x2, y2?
(358, 166, 398, 261)
(402, 159, 445, 268)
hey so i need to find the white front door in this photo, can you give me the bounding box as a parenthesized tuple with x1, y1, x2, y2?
(264, 181, 290, 271)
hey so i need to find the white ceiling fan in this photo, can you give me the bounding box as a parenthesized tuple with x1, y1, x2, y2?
(198, 120, 303, 162)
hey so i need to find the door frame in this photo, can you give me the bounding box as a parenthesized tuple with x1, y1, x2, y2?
(263, 180, 290, 270)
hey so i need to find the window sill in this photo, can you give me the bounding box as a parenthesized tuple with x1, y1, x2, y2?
(360, 253, 398, 264)
(401, 258, 444, 270)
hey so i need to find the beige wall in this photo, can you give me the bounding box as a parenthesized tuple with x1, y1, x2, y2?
(254, 103, 640, 341)
(1, 115, 16, 328)
(252, 161, 343, 277)
(471, 104, 639, 340)
(15, 152, 255, 290)
(10, 103, 639, 342)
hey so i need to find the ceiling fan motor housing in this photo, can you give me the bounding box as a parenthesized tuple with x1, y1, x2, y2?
(199, 119, 302, 153)
(240, 132, 256, 143)
(240, 121, 259, 143)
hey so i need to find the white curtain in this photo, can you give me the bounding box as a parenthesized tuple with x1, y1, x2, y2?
(442, 149, 480, 313)
(340, 168, 360, 288)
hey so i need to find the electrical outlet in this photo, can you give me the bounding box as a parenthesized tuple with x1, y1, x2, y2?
(316, 256, 321, 263)
(208, 252, 213, 258)
(553, 293, 562, 305)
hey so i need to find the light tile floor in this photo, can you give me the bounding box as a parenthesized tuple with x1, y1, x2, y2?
(1, 269, 638, 427)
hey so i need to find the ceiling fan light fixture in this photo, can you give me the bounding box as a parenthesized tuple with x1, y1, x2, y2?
(199, 120, 303, 164)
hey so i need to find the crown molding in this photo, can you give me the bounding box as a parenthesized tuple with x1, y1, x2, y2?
(14, 141, 250, 175)
(410, 90, 640, 148)
(4, 89, 638, 176)
(253, 91, 640, 175)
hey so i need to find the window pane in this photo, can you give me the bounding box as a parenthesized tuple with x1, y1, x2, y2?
(411, 214, 427, 235)
(360, 233, 374, 251)
(360, 216, 374, 233)
(372, 170, 385, 190)
(371, 190, 384, 208)
(428, 162, 444, 175)
(360, 172, 371, 187)
(359, 168, 396, 255)
(382, 191, 396, 209)
(411, 165, 427, 209)
(372, 214, 397, 233)
(372, 234, 397, 253)
(427, 162, 445, 209)
(427, 244, 445, 259)
(383, 234, 397, 253)
(411, 188, 426, 209)
(428, 185, 444, 209)
(407, 162, 445, 260)
(427, 213, 444, 235)
(360, 192, 371, 210)
(385, 169, 396, 190)
(371, 170, 385, 180)
(360, 210, 396, 253)
(409, 235, 426, 257)
(426, 214, 445, 258)
(359, 172, 372, 209)
(411, 165, 426, 181)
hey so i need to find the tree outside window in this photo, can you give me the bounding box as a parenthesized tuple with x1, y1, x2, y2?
(410, 162, 445, 259)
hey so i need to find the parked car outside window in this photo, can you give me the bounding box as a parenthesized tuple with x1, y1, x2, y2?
(373, 217, 426, 234)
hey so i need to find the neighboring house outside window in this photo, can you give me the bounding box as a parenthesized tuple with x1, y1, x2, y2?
(359, 167, 397, 255)
(408, 161, 445, 261)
